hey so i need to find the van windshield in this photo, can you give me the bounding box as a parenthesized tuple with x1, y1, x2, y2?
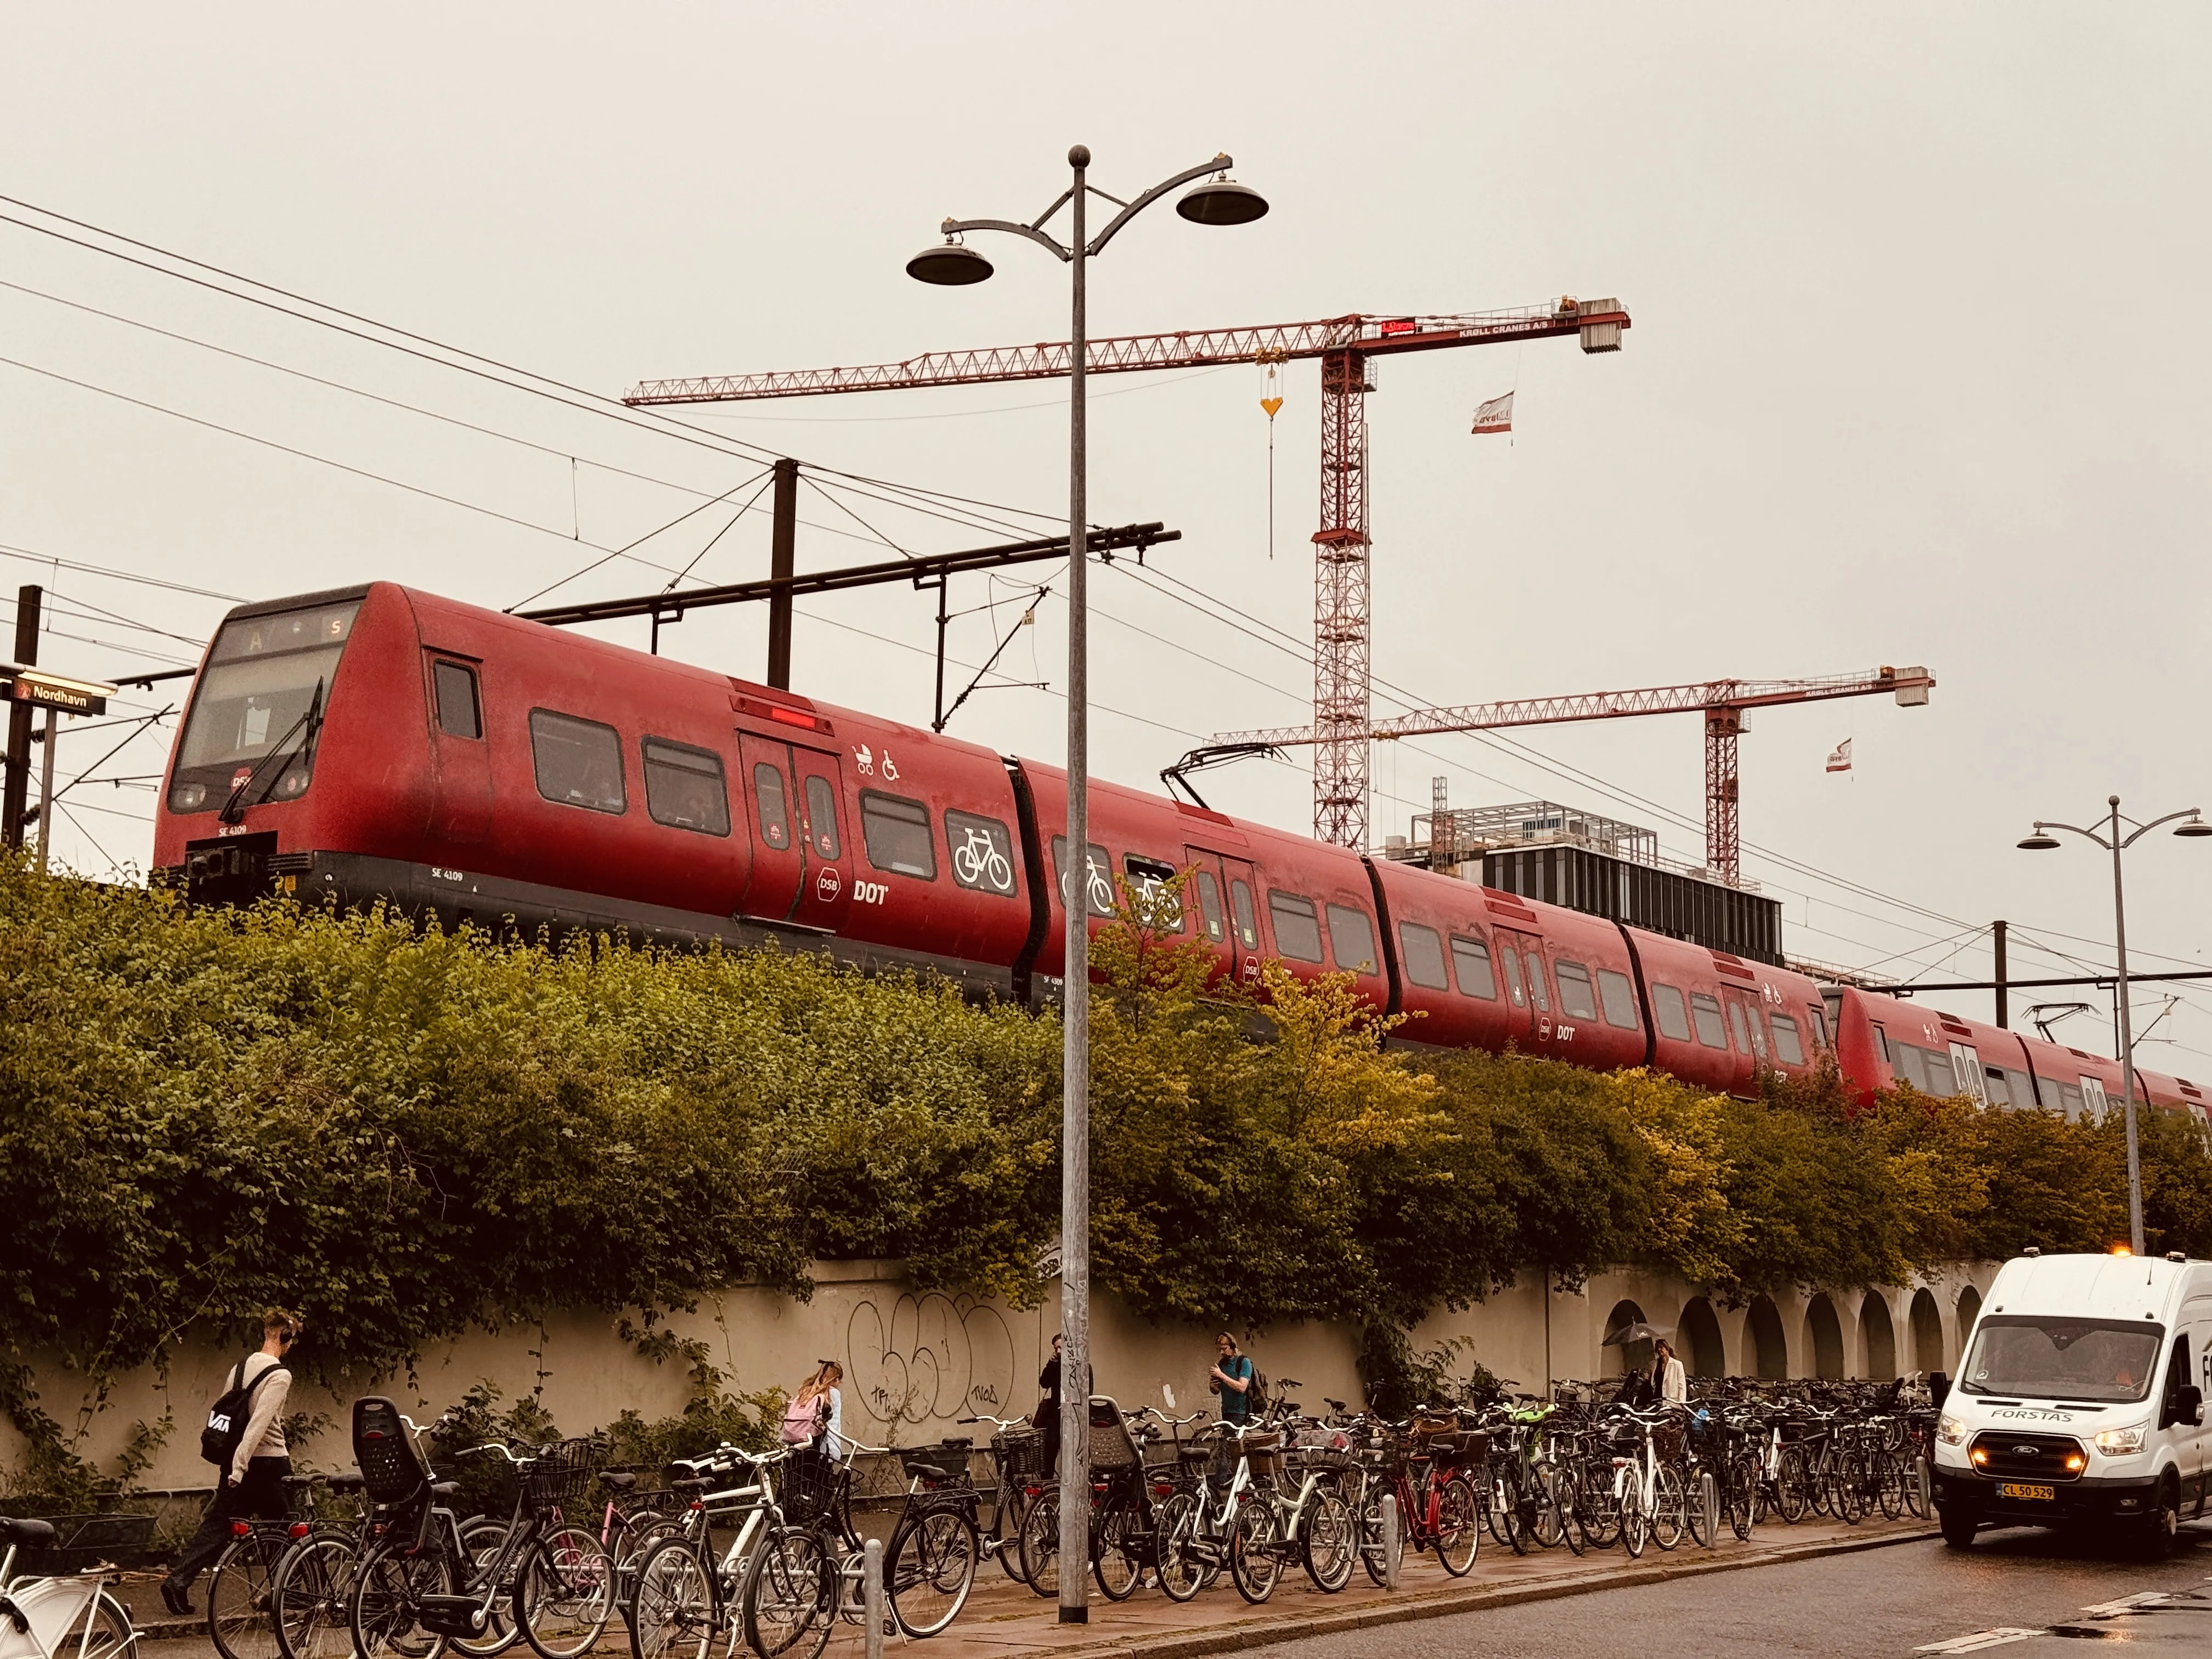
(1958, 1314, 2163, 1403)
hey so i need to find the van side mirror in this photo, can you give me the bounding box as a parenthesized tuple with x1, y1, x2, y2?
(2183, 1385, 2205, 1429)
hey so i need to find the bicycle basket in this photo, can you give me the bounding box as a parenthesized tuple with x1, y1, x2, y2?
(524, 1437, 607, 1512)
(992, 1427, 1048, 1482)
(10, 1513, 156, 1576)
(898, 1440, 974, 1489)
(353, 1396, 433, 1508)
(1651, 1420, 1689, 1465)
(781, 1448, 839, 1525)
(1241, 1433, 1285, 1481)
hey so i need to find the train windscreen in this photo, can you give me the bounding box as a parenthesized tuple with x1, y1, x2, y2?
(167, 600, 362, 814)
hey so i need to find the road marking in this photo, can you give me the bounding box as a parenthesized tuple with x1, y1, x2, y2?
(2079, 1591, 2170, 1617)
(1912, 1632, 2045, 1654)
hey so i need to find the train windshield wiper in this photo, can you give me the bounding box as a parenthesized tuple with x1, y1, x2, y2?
(217, 676, 325, 825)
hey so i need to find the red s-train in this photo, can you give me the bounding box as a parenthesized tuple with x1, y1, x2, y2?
(153, 583, 2208, 1124)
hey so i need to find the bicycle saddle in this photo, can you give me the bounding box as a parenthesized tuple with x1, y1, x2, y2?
(0, 1519, 55, 1548)
(328, 1473, 366, 1494)
(670, 1476, 713, 1493)
(598, 1471, 639, 1491)
(430, 1480, 460, 1499)
(281, 1473, 320, 1487)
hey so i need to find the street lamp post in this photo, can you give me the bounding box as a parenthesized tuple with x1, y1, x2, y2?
(910, 147, 1265, 1625)
(2018, 796, 2211, 1254)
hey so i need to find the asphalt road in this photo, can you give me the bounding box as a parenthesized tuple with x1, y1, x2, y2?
(1243, 1521, 2212, 1658)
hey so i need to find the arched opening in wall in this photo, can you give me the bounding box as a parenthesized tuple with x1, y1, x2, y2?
(1860, 1294, 1898, 1380)
(1957, 1285, 1984, 1359)
(1747, 1297, 1788, 1379)
(1601, 1300, 1649, 1378)
(1805, 1294, 1846, 1379)
(1910, 1289, 1944, 1374)
(1679, 1297, 1725, 1379)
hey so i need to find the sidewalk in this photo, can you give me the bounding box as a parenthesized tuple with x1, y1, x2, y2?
(122, 1510, 1935, 1658)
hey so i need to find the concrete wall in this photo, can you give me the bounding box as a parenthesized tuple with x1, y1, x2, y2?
(3, 1260, 2001, 1493)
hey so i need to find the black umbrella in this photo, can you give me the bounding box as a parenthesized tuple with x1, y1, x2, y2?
(1601, 1321, 1672, 1347)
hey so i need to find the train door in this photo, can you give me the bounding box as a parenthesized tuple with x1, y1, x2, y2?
(1218, 855, 1265, 989)
(424, 654, 491, 849)
(1948, 1042, 1989, 1108)
(735, 733, 851, 932)
(1721, 988, 1768, 1086)
(1181, 846, 1234, 986)
(1494, 928, 1545, 1049)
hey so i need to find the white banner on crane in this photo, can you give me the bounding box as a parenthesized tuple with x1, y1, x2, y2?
(1826, 737, 1854, 774)
(1471, 391, 1514, 435)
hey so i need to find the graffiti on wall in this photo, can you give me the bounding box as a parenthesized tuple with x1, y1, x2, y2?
(846, 1294, 1019, 1427)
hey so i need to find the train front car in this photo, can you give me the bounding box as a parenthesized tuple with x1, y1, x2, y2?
(156, 584, 426, 904)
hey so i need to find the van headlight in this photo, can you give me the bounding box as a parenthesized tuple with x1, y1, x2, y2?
(1937, 1413, 1968, 1446)
(2093, 1424, 2147, 1455)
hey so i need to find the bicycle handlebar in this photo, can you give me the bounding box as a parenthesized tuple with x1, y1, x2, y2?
(956, 1414, 1029, 1430)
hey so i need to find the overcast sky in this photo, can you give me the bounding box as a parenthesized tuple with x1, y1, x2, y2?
(4, 3, 2206, 1073)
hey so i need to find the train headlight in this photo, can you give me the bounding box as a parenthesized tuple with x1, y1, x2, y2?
(275, 769, 310, 799)
(172, 782, 208, 811)
(1937, 1413, 1968, 1446)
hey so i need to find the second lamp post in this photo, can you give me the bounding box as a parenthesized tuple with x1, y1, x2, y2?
(910, 146, 1266, 1624)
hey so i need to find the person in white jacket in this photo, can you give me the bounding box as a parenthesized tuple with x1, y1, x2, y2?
(161, 1311, 301, 1616)
(1650, 1338, 1689, 1404)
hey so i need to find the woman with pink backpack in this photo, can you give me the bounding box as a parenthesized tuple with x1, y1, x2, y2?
(780, 1359, 848, 1460)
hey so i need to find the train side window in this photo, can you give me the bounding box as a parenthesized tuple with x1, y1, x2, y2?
(945, 810, 1018, 896)
(1195, 871, 1226, 942)
(1326, 904, 1378, 975)
(1652, 984, 1691, 1042)
(1051, 837, 1114, 917)
(2005, 1068, 2038, 1108)
(1921, 1047, 1958, 1096)
(1689, 992, 1729, 1049)
(529, 709, 625, 814)
(2057, 1080, 2085, 1120)
(1726, 1000, 1752, 1055)
(1808, 1003, 1831, 1049)
(1123, 855, 1186, 932)
(861, 790, 936, 879)
(1450, 935, 1497, 1000)
(752, 763, 791, 849)
(1229, 879, 1259, 949)
(1597, 969, 1640, 1030)
(1769, 1012, 1805, 1065)
(1890, 1040, 1923, 1090)
(804, 775, 840, 860)
(1499, 949, 1526, 1008)
(433, 661, 481, 740)
(1267, 891, 1325, 963)
(1871, 1023, 1892, 1064)
(642, 738, 730, 836)
(1398, 923, 1448, 991)
(1554, 961, 1599, 1021)
(1524, 952, 1549, 1013)
(1982, 1064, 2012, 1108)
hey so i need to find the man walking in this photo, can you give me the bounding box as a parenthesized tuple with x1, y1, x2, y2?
(161, 1310, 301, 1616)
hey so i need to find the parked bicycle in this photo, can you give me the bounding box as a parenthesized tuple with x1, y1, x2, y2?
(0, 1515, 134, 1659)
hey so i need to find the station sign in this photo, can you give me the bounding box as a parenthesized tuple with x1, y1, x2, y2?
(2, 666, 118, 717)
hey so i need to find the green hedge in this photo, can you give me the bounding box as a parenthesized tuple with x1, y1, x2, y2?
(4, 858, 2209, 1480)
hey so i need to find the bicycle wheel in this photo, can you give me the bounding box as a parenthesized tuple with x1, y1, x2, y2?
(209, 1533, 285, 1659)
(1573, 1469, 1620, 1553)
(889, 1509, 978, 1637)
(1017, 1491, 1058, 1598)
(517, 1526, 613, 1659)
(1355, 1485, 1390, 1587)
(1875, 1449, 1905, 1520)
(351, 1542, 450, 1659)
(1620, 1477, 1647, 1560)
(1228, 1502, 1282, 1605)
(273, 1534, 358, 1659)
(1552, 1470, 1585, 1557)
(1728, 1457, 1758, 1542)
(1090, 1494, 1143, 1604)
(1832, 1453, 1866, 1526)
(50, 1589, 133, 1659)
(1431, 1475, 1479, 1577)
(992, 1489, 1030, 1584)
(1808, 1449, 1835, 1518)
(452, 1521, 521, 1658)
(1300, 1489, 1356, 1593)
(1773, 1448, 1809, 1524)
(1650, 1466, 1687, 1551)
(1494, 1468, 1530, 1556)
(629, 1538, 714, 1659)
(1152, 1493, 1204, 1604)
(739, 1530, 830, 1659)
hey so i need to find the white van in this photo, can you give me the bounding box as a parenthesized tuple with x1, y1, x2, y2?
(1933, 1250, 2211, 1555)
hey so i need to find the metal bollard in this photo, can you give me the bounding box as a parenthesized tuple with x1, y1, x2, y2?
(864, 1536, 885, 1659)
(1380, 1492, 1401, 1589)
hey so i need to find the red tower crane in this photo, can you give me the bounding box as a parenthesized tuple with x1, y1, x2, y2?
(623, 298, 1630, 849)
(1218, 666, 1936, 883)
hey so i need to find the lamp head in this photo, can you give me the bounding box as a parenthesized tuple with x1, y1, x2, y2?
(2017, 829, 2061, 851)
(2174, 814, 2212, 839)
(1176, 166, 1269, 227)
(906, 239, 994, 286)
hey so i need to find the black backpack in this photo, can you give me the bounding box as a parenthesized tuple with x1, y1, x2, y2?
(201, 1356, 286, 1467)
(1243, 1362, 1271, 1416)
